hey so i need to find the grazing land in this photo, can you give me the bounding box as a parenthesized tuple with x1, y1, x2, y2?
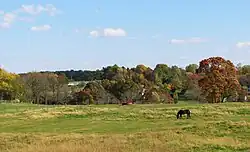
(0, 102, 250, 152)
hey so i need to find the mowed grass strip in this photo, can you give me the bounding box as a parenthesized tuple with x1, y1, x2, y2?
(0, 102, 250, 152)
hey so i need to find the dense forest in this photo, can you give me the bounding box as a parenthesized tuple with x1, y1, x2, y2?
(1, 56, 250, 105)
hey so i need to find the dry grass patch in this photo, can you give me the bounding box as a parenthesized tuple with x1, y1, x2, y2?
(229, 121, 250, 127)
(18, 106, 121, 120)
(206, 137, 247, 147)
(0, 113, 17, 118)
(1, 131, 249, 152)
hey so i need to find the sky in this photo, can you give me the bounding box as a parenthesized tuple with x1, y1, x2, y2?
(1, 0, 250, 73)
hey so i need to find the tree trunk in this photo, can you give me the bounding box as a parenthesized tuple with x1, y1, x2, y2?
(36, 95, 40, 104)
(1, 92, 3, 100)
(45, 92, 48, 105)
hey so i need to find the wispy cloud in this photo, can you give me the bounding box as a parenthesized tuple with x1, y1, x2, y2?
(89, 30, 99, 37)
(30, 25, 51, 31)
(0, 22, 10, 29)
(0, 4, 60, 29)
(236, 42, 250, 48)
(0, 13, 16, 29)
(3, 13, 16, 23)
(169, 37, 207, 44)
(18, 17, 34, 22)
(74, 28, 88, 33)
(74, 28, 81, 33)
(89, 28, 127, 37)
(19, 4, 61, 16)
(152, 34, 161, 39)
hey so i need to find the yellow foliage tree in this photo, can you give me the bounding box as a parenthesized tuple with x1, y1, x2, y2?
(0, 68, 22, 100)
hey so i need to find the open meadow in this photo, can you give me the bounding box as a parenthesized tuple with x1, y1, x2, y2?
(0, 102, 250, 152)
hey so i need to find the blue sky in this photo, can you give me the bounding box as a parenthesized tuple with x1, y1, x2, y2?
(1, 0, 250, 73)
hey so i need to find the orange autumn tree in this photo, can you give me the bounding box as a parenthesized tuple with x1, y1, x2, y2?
(197, 57, 241, 103)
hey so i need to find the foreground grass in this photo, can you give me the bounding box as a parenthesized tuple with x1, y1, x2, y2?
(0, 102, 250, 152)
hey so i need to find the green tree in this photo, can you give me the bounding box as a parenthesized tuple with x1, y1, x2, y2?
(169, 66, 183, 90)
(102, 64, 122, 80)
(135, 64, 148, 74)
(153, 64, 170, 84)
(184, 73, 203, 101)
(21, 72, 68, 104)
(21, 72, 46, 104)
(241, 65, 250, 75)
(185, 64, 198, 73)
(238, 74, 250, 87)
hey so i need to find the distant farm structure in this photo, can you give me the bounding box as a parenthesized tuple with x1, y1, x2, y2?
(68, 80, 102, 87)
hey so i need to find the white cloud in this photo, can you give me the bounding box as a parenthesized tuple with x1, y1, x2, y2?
(0, 22, 10, 29)
(89, 30, 99, 37)
(20, 4, 61, 16)
(0, 4, 60, 30)
(0, 12, 18, 29)
(74, 28, 87, 33)
(104, 28, 127, 37)
(236, 42, 250, 48)
(0, 13, 16, 29)
(3, 13, 16, 23)
(152, 34, 160, 39)
(18, 17, 34, 22)
(20, 5, 38, 15)
(89, 28, 127, 37)
(30, 24, 51, 31)
(169, 37, 207, 44)
(74, 28, 80, 33)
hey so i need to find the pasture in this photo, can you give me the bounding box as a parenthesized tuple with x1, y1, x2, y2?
(0, 102, 250, 152)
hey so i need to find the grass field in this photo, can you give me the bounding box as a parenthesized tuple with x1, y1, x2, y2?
(0, 102, 250, 152)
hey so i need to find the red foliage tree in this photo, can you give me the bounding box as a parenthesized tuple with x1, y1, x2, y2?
(197, 57, 241, 103)
(186, 72, 202, 81)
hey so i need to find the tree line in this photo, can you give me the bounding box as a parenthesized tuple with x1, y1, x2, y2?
(1, 56, 249, 105)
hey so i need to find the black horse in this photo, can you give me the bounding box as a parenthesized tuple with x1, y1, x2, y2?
(176, 109, 191, 119)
